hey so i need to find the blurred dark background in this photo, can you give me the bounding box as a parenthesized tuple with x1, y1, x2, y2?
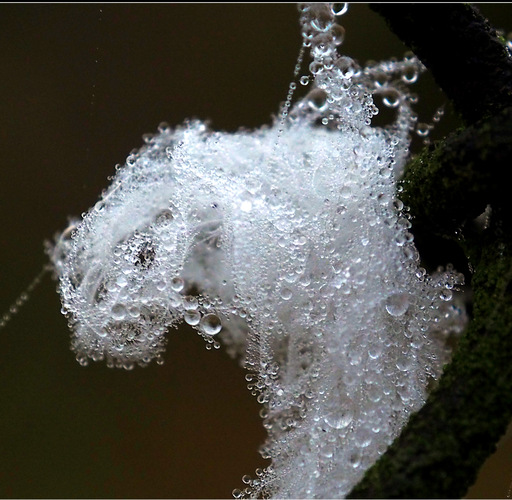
(0, 4, 511, 498)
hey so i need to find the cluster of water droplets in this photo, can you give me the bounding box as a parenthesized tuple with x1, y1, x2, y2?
(48, 3, 467, 497)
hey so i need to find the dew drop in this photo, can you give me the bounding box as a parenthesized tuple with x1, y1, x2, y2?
(401, 67, 418, 84)
(111, 303, 127, 321)
(309, 61, 325, 76)
(300, 75, 310, 86)
(171, 277, 184, 292)
(307, 88, 328, 112)
(200, 313, 222, 336)
(310, 9, 334, 33)
(385, 292, 410, 316)
(349, 449, 362, 469)
(184, 310, 201, 326)
(416, 122, 432, 137)
(381, 89, 401, 108)
(330, 24, 345, 46)
(324, 407, 353, 429)
(183, 295, 198, 311)
(334, 56, 357, 79)
(116, 275, 128, 288)
(330, 2, 348, 16)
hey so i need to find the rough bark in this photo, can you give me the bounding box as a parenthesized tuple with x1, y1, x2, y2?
(349, 222, 512, 498)
(348, 4, 512, 498)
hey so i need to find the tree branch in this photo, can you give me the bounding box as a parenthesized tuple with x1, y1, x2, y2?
(370, 3, 512, 125)
(400, 106, 512, 240)
(348, 5, 512, 497)
(349, 225, 512, 498)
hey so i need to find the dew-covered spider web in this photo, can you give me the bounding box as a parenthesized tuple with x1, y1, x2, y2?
(46, 3, 467, 498)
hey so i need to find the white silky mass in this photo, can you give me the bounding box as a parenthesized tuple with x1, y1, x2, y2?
(50, 4, 467, 498)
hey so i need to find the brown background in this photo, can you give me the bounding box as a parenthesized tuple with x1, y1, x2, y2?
(0, 4, 511, 498)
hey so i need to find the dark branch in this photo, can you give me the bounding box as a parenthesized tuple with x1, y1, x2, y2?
(400, 106, 512, 239)
(370, 4, 512, 125)
(348, 4, 512, 498)
(349, 224, 512, 498)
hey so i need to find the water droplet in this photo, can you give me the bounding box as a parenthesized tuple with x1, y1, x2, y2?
(116, 275, 128, 288)
(433, 105, 445, 123)
(381, 88, 401, 108)
(349, 449, 362, 469)
(184, 310, 201, 326)
(309, 60, 325, 75)
(311, 33, 334, 58)
(157, 121, 170, 133)
(416, 122, 432, 137)
(401, 67, 418, 84)
(171, 277, 184, 292)
(385, 292, 410, 316)
(183, 295, 198, 311)
(330, 24, 345, 46)
(307, 88, 328, 112)
(200, 313, 222, 336)
(330, 3, 348, 16)
(324, 407, 353, 429)
(340, 185, 352, 199)
(334, 56, 358, 79)
(310, 8, 334, 32)
(128, 306, 140, 318)
(111, 303, 127, 321)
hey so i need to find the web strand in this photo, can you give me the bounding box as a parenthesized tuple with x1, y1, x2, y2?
(0, 264, 51, 330)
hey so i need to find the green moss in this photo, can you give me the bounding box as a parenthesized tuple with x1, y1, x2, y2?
(400, 107, 512, 241)
(370, 4, 512, 125)
(349, 230, 512, 498)
(348, 56, 512, 500)
(346, 6, 512, 498)
(348, 119, 512, 497)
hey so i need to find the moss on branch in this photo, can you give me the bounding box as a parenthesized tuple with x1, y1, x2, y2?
(400, 106, 512, 240)
(349, 226, 512, 498)
(348, 4, 512, 498)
